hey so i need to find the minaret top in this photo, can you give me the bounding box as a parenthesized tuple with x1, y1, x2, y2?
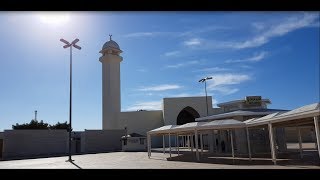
(100, 35, 122, 54)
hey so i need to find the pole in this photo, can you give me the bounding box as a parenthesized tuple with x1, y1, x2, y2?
(35, 110, 37, 121)
(68, 46, 73, 162)
(204, 80, 208, 116)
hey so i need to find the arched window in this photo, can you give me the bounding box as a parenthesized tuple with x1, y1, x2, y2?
(176, 106, 200, 125)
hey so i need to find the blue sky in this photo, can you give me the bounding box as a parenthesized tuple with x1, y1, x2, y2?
(0, 12, 319, 131)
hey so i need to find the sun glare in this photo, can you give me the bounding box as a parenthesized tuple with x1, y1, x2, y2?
(38, 13, 70, 26)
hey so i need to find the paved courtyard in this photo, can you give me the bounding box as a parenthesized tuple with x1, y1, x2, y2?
(0, 151, 319, 169)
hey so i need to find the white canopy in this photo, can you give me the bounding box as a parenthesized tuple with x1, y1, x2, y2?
(195, 109, 285, 121)
(245, 103, 320, 127)
(147, 125, 178, 135)
(170, 122, 207, 133)
(198, 119, 246, 130)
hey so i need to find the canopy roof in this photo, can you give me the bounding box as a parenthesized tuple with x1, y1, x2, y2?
(199, 119, 245, 130)
(196, 109, 288, 121)
(244, 103, 320, 127)
(148, 102, 319, 135)
(148, 125, 178, 134)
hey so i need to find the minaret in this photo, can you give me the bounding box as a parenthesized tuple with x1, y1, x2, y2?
(99, 35, 123, 129)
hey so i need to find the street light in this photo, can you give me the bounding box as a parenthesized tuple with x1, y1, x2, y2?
(198, 76, 212, 116)
(60, 38, 81, 162)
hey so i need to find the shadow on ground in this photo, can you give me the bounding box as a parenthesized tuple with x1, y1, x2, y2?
(69, 161, 82, 169)
(165, 151, 320, 166)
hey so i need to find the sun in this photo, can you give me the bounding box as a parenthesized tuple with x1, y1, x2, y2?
(38, 12, 70, 26)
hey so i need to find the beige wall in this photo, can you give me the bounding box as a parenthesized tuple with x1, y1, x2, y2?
(81, 129, 125, 153)
(118, 110, 164, 136)
(163, 96, 212, 125)
(3, 130, 68, 160)
(122, 137, 147, 151)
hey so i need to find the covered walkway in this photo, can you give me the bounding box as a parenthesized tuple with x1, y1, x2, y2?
(147, 103, 320, 165)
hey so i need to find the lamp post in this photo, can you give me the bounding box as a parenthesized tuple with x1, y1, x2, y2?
(60, 38, 81, 162)
(199, 77, 212, 116)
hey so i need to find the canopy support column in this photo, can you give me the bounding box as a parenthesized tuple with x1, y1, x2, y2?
(230, 129, 235, 164)
(200, 133, 204, 154)
(147, 134, 151, 158)
(177, 134, 180, 155)
(191, 135, 194, 153)
(246, 127, 252, 161)
(213, 130, 216, 153)
(163, 135, 165, 154)
(313, 116, 320, 159)
(297, 126, 303, 159)
(268, 123, 277, 165)
(169, 133, 171, 158)
(195, 130, 199, 161)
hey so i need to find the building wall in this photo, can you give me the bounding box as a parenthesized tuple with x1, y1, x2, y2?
(163, 96, 212, 125)
(118, 110, 164, 136)
(122, 137, 147, 151)
(81, 129, 125, 153)
(2, 130, 68, 160)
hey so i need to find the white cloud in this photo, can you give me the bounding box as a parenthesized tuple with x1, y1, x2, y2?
(164, 51, 180, 57)
(124, 32, 154, 38)
(252, 22, 266, 31)
(212, 99, 218, 106)
(126, 101, 162, 111)
(193, 67, 229, 72)
(124, 31, 178, 38)
(181, 13, 318, 52)
(225, 51, 268, 63)
(240, 65, 253, 69)
(208, 73, 251, 87)
(166, 60, 199, 68)
(137, 68, 147, 72)
(202, 73, 251, 95)
(231, 13, 319, 49)
(209, 86, 239, 95)
(138, 84, 182, 91)
(124, 32, 157, 38)
(179, 25, 229, 37)
(184, 38, 201, 46)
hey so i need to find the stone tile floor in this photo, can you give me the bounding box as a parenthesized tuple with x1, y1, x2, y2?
(0, 151, 319, 169)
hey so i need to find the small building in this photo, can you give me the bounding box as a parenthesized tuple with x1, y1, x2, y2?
(121, 133, 147, 151)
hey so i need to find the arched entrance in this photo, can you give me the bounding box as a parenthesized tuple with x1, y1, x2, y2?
(176, 106, 200, 125)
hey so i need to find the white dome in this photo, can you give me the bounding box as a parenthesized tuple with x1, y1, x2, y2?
(102, 40, 120, 51)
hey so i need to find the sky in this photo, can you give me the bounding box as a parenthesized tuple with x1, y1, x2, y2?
(0, 12, 319, 131)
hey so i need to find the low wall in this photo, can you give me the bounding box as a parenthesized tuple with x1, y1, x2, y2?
(81, 129, 125, 153)
(3, 130, 68, 160)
